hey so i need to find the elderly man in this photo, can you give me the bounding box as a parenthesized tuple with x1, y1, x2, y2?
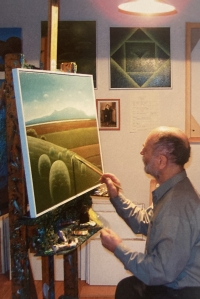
(100, 126, 200, 299)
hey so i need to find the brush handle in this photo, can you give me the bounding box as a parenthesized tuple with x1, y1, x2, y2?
(75, 155, 122, 190)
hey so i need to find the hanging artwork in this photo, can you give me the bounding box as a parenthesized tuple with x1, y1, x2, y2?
(110, 27, 171, 89)
(41, 21, 97, 87)
(0, 28, 22, 214)
(0, 28, 22, 73)
(96, 99, 120, 130)
(12, 69, 103, 218)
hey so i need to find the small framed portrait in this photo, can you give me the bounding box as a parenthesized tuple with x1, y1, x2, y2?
(96, 99, 120, 130)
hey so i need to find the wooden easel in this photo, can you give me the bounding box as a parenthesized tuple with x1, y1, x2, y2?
(5, 53, 30, 299)
(5, 1, 100, 298)
(47, 0, 59, 71)
(5, 51, 81, 299)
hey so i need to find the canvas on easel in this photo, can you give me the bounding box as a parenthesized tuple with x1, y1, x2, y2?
(12, 69, 103, 218)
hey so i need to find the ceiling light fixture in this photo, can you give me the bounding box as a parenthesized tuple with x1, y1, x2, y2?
(118, 0, 177, 16)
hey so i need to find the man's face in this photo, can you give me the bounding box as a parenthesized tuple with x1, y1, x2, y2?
(140, 135, 159, 178)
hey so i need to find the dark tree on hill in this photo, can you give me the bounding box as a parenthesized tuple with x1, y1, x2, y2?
(27, 129, 38, 138)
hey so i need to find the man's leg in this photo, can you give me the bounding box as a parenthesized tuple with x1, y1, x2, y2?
(116, 276, 200, 299)
(115, 276, 184, 299)
(115, 276, 146, 299)
(145, 285, 179, 299)
(146, 285, 200, 299)
(178, 287, 200, 299)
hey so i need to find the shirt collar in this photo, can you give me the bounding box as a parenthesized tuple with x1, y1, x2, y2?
(152, 170, 187, 206)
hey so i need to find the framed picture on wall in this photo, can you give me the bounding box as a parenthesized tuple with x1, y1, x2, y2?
(0, 27, 22, 73)
(41, 21, 97, 88)
(96, 99, 120, 130)
(110, 27, 171, 89)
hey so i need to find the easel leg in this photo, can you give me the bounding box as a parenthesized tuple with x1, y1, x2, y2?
(42, 255, 55, 299)
(63, 250, 78, 298)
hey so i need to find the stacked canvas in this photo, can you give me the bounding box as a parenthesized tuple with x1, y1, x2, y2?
(0, 213, 10, 274)
(79, 196, 146, 285)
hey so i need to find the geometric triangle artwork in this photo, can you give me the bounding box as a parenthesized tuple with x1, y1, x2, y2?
(110, 27, 171, 88)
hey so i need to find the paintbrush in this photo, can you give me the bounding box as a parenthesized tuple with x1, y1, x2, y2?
(75, 155, 122, 190)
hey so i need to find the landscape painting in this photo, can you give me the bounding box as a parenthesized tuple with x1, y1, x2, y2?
(0, 27, 22, 72)
(12, 69, 103, 218)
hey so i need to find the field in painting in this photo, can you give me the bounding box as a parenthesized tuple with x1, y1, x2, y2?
(26, 119, 102, 215)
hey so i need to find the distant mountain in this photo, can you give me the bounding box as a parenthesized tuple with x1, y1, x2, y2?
(26, 107, 95, 126)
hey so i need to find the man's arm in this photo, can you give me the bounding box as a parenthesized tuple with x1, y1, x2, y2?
(100, 173, 121, 198)
(100, 228, 122, 252)
(101, 173, 152, 235)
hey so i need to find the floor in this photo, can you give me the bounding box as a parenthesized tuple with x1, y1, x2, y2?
(1, 272, 116, 299)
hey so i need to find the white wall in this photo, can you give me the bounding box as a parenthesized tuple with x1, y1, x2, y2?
(0, 0, 200, 208)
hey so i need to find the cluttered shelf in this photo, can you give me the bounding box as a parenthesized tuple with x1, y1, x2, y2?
(17, 191, 103, 257)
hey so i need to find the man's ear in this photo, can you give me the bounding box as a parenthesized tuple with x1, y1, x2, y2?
(158, 154, 167, 169)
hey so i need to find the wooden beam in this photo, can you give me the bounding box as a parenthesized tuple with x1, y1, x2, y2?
(42, 256, 55, 299)
(5, 53, 30, 298)
(47, 0, 60, 70)
(185, 22, 200, 142)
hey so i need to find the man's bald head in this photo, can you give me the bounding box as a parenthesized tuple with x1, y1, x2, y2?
(147, 126, 191, 166)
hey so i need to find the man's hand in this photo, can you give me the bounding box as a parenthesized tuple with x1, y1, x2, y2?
(100, 173, 122, 198)
(100, 228, 122, 253)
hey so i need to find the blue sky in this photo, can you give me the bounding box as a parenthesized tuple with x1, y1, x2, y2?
(13, 70, 96, 123)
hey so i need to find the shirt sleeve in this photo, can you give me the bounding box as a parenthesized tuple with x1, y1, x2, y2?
(110, 193, 153, 236)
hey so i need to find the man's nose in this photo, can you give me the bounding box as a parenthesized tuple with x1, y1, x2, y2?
(140, 148, 144, 155)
